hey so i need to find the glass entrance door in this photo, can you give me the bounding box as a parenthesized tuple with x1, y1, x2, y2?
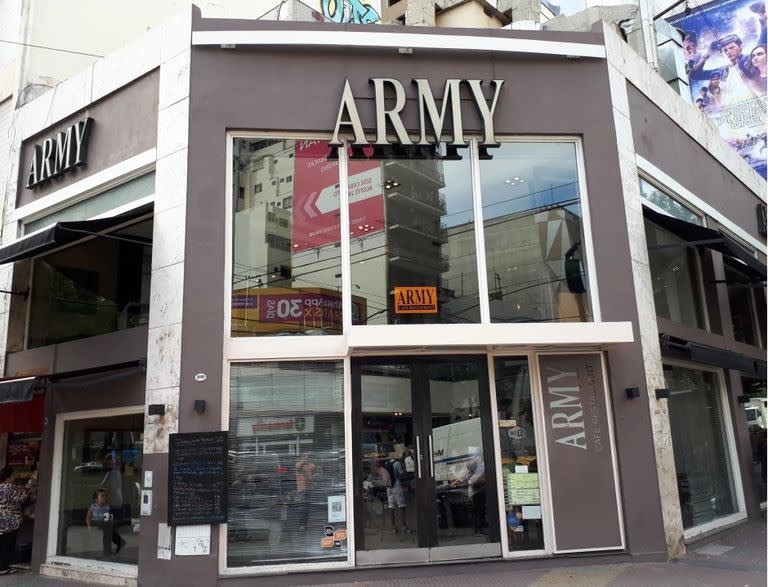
(353, 356, 501, 565)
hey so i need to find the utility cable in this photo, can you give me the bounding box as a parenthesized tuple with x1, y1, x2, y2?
(0, 38, 103, 58)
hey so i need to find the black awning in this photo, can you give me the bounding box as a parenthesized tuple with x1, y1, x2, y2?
(643, 206, 766, 282)
(660, 334, 768, 378)
(0, 377, 38, 404)
(0, 204, 152, 265)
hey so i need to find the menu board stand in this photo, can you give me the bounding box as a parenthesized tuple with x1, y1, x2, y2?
(168, 431, 228, 526)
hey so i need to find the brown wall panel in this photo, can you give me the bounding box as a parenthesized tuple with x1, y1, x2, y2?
(628, 83, 766, 244)
(169, 20, 670, 582)
(17, 70, 159, 207)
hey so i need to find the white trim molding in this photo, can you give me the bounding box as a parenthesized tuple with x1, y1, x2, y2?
(347, 322, 633, 349)
(12, 149, 157, 224)
(193, 30, 606, 59)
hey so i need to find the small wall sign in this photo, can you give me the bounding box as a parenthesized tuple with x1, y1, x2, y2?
(26, 118, 93, 189)
(394, 286, 438, 314)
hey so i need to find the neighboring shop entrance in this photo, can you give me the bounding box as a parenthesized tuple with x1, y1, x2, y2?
(352, 356, 501, 565)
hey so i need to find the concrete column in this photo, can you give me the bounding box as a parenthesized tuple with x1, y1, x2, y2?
(138, 8, 191, 586)
(604, 23, 686, 560)
(406, 0, 436, 26)
(0, 95, 22, 375)
(497, 0, 540, 23)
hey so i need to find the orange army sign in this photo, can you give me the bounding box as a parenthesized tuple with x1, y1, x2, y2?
(394, 286, 438, 314)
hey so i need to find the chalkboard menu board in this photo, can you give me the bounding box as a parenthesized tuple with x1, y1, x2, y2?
(168, 431, 228, 526)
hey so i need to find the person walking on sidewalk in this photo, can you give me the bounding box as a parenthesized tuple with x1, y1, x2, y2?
(0, 467, 31, 575)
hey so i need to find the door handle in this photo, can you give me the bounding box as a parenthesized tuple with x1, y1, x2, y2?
(428, 434, 434, 478)
(415, 435, 423, 479)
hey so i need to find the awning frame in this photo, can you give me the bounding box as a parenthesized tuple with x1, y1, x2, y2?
(643, 206, 766, 283)
(0, 204, 152, 266)
(0, 376, 45, 405)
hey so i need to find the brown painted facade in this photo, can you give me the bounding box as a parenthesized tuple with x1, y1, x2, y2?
(0, 14, 764, 587)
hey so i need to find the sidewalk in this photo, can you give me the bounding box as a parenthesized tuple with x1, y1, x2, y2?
(1, 518, 764, 587)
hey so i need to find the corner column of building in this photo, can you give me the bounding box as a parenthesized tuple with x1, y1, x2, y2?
(603, 23, 685, 559)
(0, 95, 23, 374)
(138, 8, 193, 587)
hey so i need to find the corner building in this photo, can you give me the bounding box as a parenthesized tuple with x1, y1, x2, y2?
(0, 8, 764, 586)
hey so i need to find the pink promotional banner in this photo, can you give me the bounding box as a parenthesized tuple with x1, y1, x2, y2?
(231, 288, 366, 334)
(292, 140, 385, 252)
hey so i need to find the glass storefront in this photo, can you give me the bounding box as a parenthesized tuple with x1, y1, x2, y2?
(354, 356, 498, 564)
(223, 137, 621, 569)
(741, 377, 767, 505)
(56, 413, 144, 564)
(493, 357, 544, 551)
(231, 138, 595, 333)
(227, 361, 346, 566)
(666, 365, 737, 530)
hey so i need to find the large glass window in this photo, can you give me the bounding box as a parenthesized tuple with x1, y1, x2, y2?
(478, 143, 592, 323)
(56, 413, 144, 564)
(741, 377, 766, 505)
(666, 366, 737, 530)
(231, 139, 344, 336)
(724, 261, 760, 346)
(227, 361, 346, 566)
(28, 218, 152, 348)
(645, 219, 705, 329)
(639, 179, 703, 225)
(493, 357, 544, 551)
(231, 139, 595, 331)
(348, 144, 480, 325)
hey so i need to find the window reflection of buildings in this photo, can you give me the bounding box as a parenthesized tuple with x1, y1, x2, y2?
(234, 139, 296, 292)
(232, 139, 343, 336)
(382, 155, 448, 325)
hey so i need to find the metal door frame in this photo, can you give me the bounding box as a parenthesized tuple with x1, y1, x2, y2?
(352, 355, 501, 565)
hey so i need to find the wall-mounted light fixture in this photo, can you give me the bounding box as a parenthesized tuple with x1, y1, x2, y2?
(655, 388, 670, 400)
(147, 404, 166, 416)
(625, 387, 641, 399)
(194, 400, 207, 414)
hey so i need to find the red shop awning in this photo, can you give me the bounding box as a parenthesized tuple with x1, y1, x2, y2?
(0, 394, 44, 434)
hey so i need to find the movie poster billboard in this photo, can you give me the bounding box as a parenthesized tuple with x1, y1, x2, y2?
(669, 0, 767, 178)
(292, 140, 384, 253)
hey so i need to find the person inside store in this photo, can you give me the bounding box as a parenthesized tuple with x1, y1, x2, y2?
(383, 451, 411, 535)
(101, 453, 135, 533)
(0, 467, 33, 575)
(295, 452, 317, 531)
(86, 488, 125, 557)
(450, 447, 486, 537)
(363, 458, 392, 527)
